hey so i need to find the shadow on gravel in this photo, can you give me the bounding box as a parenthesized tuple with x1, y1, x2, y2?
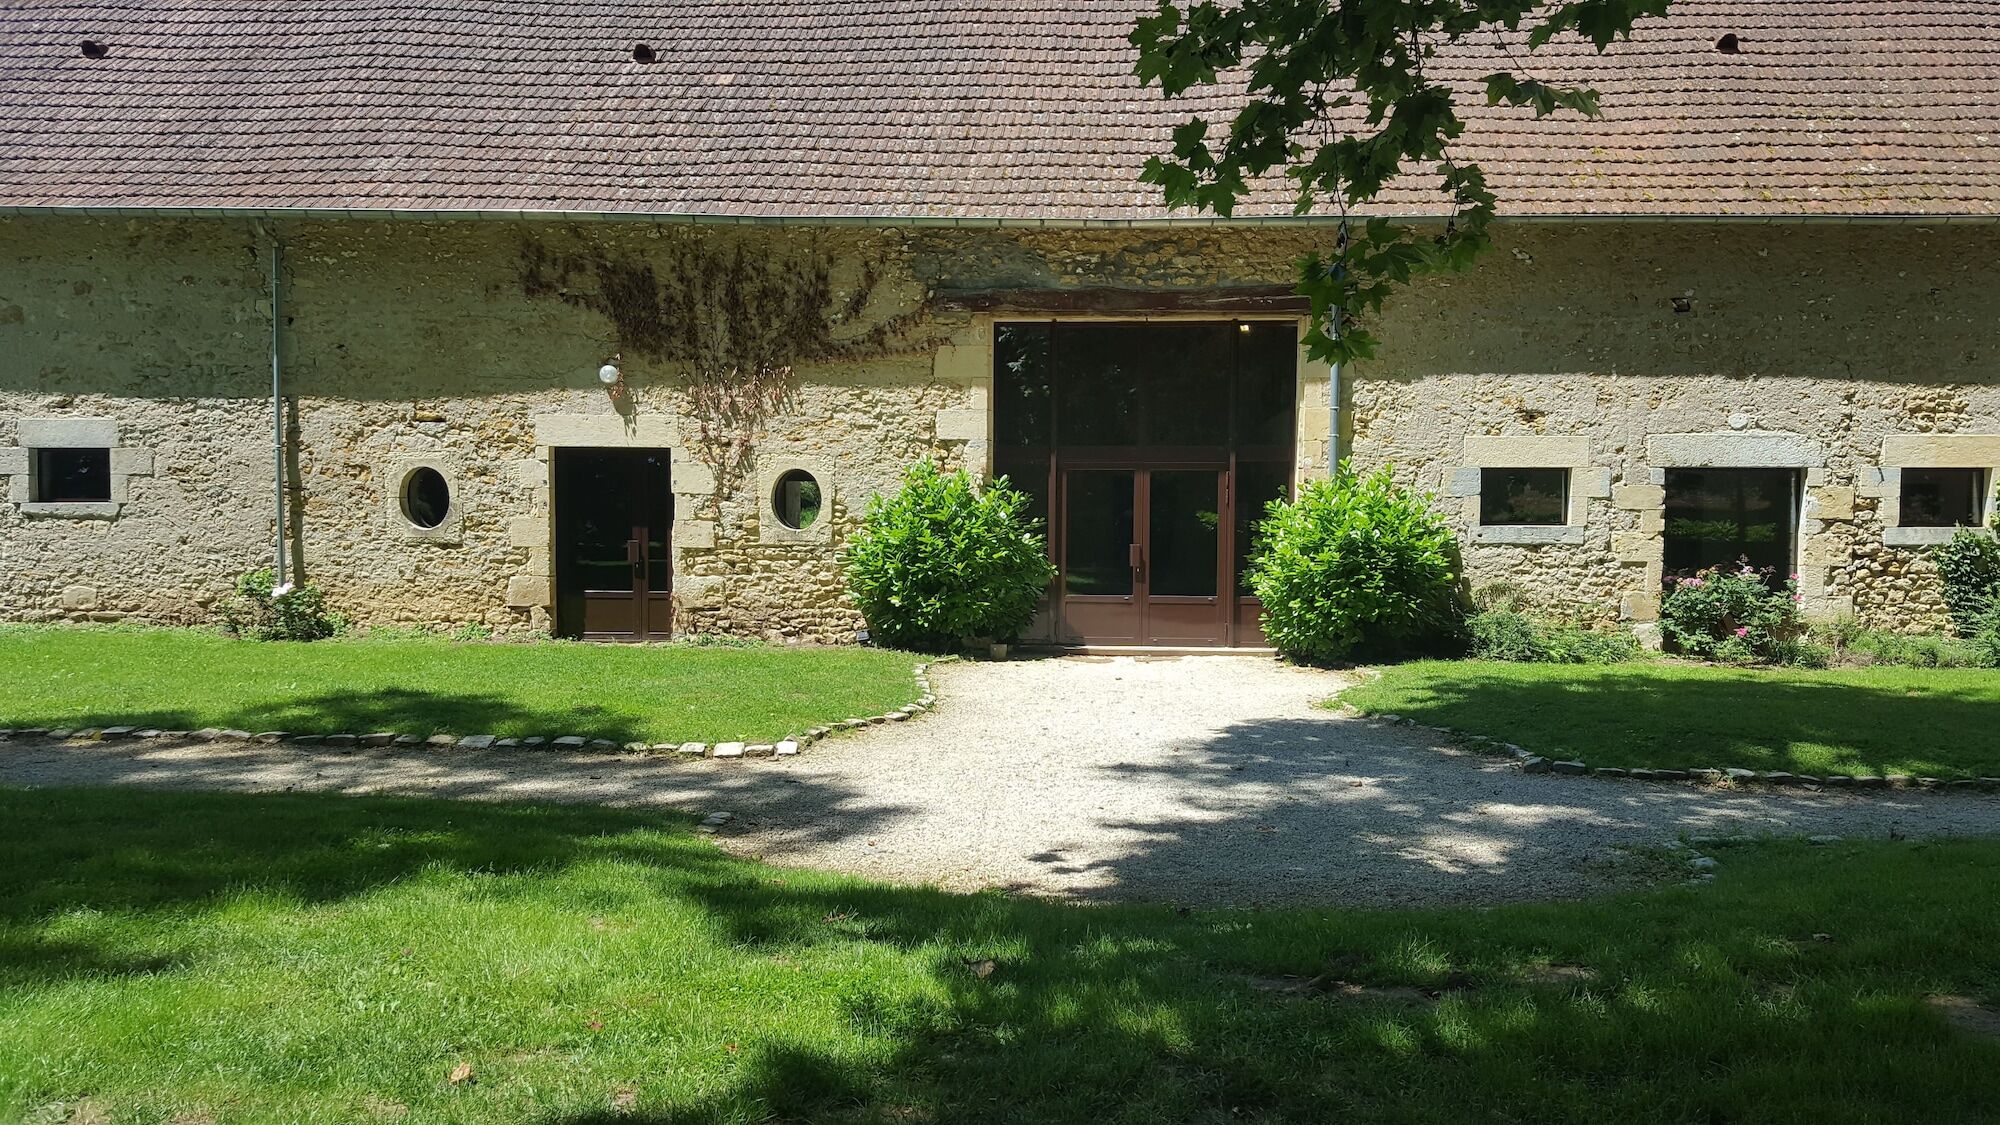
(1054, 714, 1977, 908)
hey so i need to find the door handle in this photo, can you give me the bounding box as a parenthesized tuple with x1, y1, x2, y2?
(626, 539, 642, 566)
(1129, 542, 1143, 582)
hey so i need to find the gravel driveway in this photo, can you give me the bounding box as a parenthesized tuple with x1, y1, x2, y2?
(6, 654, 1999, 907)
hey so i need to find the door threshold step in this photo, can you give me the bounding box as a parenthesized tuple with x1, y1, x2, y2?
(1028, 644, 1278, 658)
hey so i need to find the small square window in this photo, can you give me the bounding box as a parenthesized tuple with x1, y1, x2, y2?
(1480, 468, 1569, 526)
(1899, 468, 1987, 528)
(32, 447, 112, 503)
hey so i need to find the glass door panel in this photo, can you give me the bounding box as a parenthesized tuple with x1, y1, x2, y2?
(1063, 471, 1136, 597)
(1148, 470, 1221, 597)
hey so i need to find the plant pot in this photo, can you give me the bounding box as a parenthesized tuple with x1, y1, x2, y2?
(988, 642, 1011, 661)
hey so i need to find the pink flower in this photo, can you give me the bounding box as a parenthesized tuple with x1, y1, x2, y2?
(1735, 627, 1750, 637)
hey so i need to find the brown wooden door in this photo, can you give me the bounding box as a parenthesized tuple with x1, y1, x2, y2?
(1058, 465, 1229, 646)
(553, 448, 673, 641)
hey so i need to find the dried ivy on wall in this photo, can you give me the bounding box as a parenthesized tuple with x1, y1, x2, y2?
(520, 236, 926, 491)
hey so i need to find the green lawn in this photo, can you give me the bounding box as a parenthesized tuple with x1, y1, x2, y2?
(1341, 660, 2000, 779)
(3, 787, 1999, 1123)
(0, 626, 920, 744)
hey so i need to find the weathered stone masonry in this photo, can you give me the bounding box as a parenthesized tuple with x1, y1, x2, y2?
(2, 216, 1996, 638)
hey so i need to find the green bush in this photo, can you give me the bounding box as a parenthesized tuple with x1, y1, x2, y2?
(1246, 461, 1461, 664)
(1658, 564, 1803, 664)
(222, 569, 344, 642)
(1466, 608, 1641, 665)
(1933, 528, 2000, 636)
(843, 460, 1056, 653)
(1971, 600, 2000, 666)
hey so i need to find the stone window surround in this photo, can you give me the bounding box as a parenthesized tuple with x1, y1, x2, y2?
(935, 312, 1333, 486)
(758, 457, 836, 545)
(382, 456, 465, 545)
(0, 416, 155, 520)
(1617, 431, 1834, 621)
(1867, 434, 2000, 548)
(1445, 435, 1609, 546)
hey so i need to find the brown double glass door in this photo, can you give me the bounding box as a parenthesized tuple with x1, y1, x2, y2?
(1062, 465, 1229, 646)
(553, 448, 673, 641)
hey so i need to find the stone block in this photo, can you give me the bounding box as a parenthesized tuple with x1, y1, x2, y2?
(1882, 433, 2000, 468)
(1461, 434, 1589, 468)
(1445, 467, 1483, 497)
(533, 412, 680, 449)
(18, 417, 118, 448)
(671, 456, 716, 496)
(109, 447, 154, 476)
(505, 575, 550, 608)
(1810, 486, 1855, 520)
(1620, 591, 1660, 622)
(1636, 509, 1665, 535)
(60, 585, 98, 610)
(1578, 467, 1614, 499)
(934, 408, 988, 442)
(1611, 531, 1659, 562)
(507, 515, 546, 548)
(673, 519, 716, 550)
(1475, 524, 1587, 546)
(0, 447, 25, 475)
(1645, 431, 1824, 469)
(675, 576, 724, 608)
(933, 342, 989, 384)
(1612, 483, 1665, 510)
(713, 742, 746, 759)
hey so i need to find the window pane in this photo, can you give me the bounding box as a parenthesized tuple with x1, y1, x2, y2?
(995, 452, 1052, 542)
(1143, 325, 1233, 446)
(1900, 468, 1985, 528)
(1055, 325, 1143, 446)
(994, 323, 1053, 451)
(1480, 468, 1569, 526)
(1149, 470, 1221, 597)
(1236, 321, 1298, 449)
(33, 447, 110, 503)
(1663, 468, 1799, 578)
(1233, 461, 1292, 592)
(1064, 470, 1134, 596)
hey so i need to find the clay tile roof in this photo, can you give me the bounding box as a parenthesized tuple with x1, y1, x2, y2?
(1, 1, 1997, 221)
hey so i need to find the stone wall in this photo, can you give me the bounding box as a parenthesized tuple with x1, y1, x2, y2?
(1356, 222, 2000, 631)
(1, 215, 1995, 639)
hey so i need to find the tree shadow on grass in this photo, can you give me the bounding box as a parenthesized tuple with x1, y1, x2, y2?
(1362, 666, 2000, 778)
(6, 687, 650, 743)
(6, 786, 2000, 1124)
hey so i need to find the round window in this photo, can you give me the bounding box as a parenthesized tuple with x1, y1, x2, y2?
(401, 466, 451, 529)
(772, 469, 822, 531)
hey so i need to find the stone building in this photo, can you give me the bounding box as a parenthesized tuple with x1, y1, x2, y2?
(2, 2, 1996, 647)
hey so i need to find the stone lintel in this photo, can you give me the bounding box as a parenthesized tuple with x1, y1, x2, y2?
(1460, 434, 1590, 468)
(1644, 432, 1824, 468)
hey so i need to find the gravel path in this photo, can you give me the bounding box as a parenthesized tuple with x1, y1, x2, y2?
(6, 655, 2000, 907)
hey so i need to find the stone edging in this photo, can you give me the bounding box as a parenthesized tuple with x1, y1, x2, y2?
(0, 661, 938, 765)
(1352, 709, 2000, 794)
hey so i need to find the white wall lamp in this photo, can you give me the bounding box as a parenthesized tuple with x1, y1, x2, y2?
(597, 355, 628, 400)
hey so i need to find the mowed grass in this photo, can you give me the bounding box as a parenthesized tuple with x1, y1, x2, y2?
(0, 626, 921, 744)
(1341, 660, 2000, 779)
(4, 789, 2000, 1124)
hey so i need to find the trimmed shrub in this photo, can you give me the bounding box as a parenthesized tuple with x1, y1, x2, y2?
(222, 569, 344, 641)
(1246, 461, 1461, 664)
(1933, 528, 2000, 636)
(844, 460, 1056, 653)
(1658, 563, 1804, 664)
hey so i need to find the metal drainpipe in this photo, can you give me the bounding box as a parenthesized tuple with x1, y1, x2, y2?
(256, 225, 288, 587)
(1326, 308, 1343, 471)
